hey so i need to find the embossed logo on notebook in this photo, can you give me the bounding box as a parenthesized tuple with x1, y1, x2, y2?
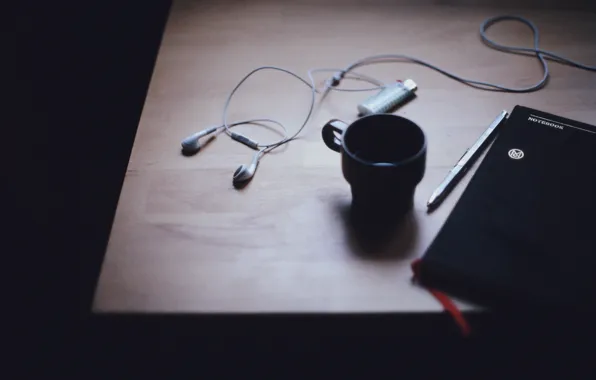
(508, 149, 524, 160)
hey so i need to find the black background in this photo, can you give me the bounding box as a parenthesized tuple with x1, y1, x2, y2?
(23, 0, 596, 376)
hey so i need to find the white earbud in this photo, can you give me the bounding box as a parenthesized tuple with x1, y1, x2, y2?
(181, 126, 219, 153)
(233, 151, 261, 185)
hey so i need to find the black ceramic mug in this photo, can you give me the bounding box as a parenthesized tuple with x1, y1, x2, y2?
(322, 114, 426, 223)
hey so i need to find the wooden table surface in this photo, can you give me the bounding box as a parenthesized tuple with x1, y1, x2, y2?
(93, 0, 596, 313)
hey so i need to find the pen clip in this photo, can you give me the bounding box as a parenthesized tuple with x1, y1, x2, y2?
(457, 148, 470, 164)
(458, 111, 508, 164)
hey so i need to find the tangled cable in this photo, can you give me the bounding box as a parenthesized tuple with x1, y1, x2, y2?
(182, 15, 595, 186)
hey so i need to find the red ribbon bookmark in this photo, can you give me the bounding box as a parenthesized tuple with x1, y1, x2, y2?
(411, 259, 471, 337)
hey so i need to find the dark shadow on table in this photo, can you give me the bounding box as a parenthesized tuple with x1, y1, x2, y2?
(332, 198, 419, 261)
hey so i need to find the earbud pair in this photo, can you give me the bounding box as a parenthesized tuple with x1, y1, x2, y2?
(181, 127, 261, 186)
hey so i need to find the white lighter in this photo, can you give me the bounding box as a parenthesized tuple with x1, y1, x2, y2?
(357, 79, 417, 116)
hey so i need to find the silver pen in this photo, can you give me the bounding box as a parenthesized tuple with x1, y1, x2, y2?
(427, 110, 509, 210)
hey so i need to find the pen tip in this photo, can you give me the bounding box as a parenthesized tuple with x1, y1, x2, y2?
(426, 202, 436, 214)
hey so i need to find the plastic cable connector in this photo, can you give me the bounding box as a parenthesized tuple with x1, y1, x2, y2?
(203, 126, 219, 135)
(231, 132, 259, 150)
(329, 71, 345, 87)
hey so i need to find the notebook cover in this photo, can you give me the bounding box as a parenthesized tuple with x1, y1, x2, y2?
(419, 105, 596, 311)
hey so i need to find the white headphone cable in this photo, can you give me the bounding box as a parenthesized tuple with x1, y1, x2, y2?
(328, 15, 595, 93)
(184, 15, 595, 184)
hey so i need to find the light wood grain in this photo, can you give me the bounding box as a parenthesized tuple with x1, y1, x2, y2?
(93, 0, 596, 313)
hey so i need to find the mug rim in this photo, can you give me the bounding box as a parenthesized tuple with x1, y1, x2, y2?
(341, 114, 427, 167)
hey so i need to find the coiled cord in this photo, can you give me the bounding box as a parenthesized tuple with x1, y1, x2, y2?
(220, 66, 387, 156)
(210, 15, 594, 168)
(333, 15, 595, 94)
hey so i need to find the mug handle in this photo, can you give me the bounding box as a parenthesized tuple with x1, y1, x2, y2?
(322, 119, 348, 153)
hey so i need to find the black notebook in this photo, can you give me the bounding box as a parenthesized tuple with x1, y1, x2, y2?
(419, 106, 596, 311)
